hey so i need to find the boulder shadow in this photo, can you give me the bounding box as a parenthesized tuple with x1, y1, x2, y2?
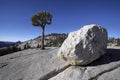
(88, 48, 120, 66)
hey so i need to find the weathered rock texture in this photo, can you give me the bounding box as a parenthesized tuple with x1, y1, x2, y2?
(0, 46, 120, 80)
(17, 33, 67, 50)
(58, 24, 108, 65)
(0, 47, 69, 80)
(49, 46, 120, 80)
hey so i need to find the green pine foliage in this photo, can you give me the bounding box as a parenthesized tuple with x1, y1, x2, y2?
(31, 11, 52, 49)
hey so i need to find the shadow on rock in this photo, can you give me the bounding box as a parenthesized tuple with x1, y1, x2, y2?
(88, 48, 120, 66)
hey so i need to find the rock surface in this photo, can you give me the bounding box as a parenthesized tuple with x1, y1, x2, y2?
(0, 47, 120, 80)
(97, 67, 120, 80)
(0, 47, 69, 80)
(18, 33, 67, 50)
(58, 24, 108, 65)
(49, 46, 120, 80)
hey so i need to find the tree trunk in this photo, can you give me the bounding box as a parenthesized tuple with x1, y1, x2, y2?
(41, 26, 45, 49)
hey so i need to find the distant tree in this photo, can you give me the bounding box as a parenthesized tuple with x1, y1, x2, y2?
(24, 44, 27, 49)
(18, 47, 21, 51)
(24, 42, 31, 49)
(116, 38, 120, 46)
(31, 11, 52, 49)
(37, 44, 40, 48)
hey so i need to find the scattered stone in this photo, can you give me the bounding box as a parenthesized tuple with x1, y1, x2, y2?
(58, 24, 108, 65)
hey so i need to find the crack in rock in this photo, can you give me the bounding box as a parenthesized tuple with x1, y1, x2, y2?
(80, 67, 87, 78)
(39, 64, 71, 80)
(0, 62, 9, 68)
(89, 64, 120, 80)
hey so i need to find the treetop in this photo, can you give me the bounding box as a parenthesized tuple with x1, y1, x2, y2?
(31, 11, 52, 27)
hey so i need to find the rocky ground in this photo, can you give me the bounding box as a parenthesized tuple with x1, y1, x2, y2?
(0, 46, 120, 80)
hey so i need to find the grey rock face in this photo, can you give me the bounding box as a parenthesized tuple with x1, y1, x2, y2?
(49, 47, 120, 80)
(58, 24, 108, 65)
(18, 33, 68, 50)
(0, 47, 120, 80)
(97, 67, 120, 80)
(0, 47, 69, 80)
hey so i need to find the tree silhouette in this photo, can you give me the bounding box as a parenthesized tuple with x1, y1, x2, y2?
(31, 11, 52, 49)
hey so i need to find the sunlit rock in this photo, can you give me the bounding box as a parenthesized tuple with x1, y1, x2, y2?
(58, 24, 108, 65)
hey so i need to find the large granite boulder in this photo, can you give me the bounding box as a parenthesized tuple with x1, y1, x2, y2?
(0, 46, 120, 80)
(58, 24, 108, 65)
(49, 47, 120, 80)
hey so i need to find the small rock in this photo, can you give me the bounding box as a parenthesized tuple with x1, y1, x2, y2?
(58, 24, 108, 65)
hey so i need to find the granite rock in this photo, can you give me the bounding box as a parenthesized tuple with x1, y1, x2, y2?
(58, 24, 108, 65)
(49, 47, 120, 80)
(0, 47, 69, 80)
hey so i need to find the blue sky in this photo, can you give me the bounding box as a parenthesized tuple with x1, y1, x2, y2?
(0, 0, 120, 42)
